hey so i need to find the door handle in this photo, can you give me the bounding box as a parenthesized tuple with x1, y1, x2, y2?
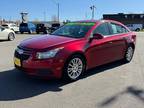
(109, 42, 113, 44)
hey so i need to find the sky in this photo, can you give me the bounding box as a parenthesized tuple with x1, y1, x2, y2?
(0, 0, 144, 21)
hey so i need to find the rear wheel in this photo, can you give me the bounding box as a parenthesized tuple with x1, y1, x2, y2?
(44, 30, 48, 34)
(36, 31, 39, 34)
(136, 28, 140, 32)
(63, 55, 86, 81)
(29, 30, 32, 34)
(8, 32, 15, 41)
(123, 46, 134, 63)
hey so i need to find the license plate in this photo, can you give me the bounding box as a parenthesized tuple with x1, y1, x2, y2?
(14, 57, 21, 67)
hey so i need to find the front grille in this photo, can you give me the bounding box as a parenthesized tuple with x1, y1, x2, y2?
(15, 51, 30, 61)
(15, 47, 33, 61)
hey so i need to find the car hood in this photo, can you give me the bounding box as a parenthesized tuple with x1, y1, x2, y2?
(19, 35, 78, 50)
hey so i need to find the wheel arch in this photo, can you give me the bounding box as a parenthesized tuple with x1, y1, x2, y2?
(62, 51, 87, 72)
(62, 51, 87, 80)
(11, 28, 14, 31)
(65, 51, 87, 65)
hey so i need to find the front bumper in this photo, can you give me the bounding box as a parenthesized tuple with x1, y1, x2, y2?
(14, 49, 65, 79)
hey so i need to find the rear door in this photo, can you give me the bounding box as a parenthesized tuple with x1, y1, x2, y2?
(108, 22, 129, 60)
(86, 22, 129, 69)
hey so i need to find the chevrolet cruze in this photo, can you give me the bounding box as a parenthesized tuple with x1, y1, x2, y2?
(14, 20, 136, 80)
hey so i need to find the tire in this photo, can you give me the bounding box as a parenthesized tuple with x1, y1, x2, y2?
(36, 32, 39, 34)
(123, 46, 134, 63)
(20, 32, 23, 34)
(63, 55, 86, 81)
(29, 30, 32, 34)
(136, 28, 140, 32)
(15, 31, 18, 34)
(8, 32, 15, 41)
(44, 30, 48, 34)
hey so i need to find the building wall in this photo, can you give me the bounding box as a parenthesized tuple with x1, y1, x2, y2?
(103, 13, 144, 25)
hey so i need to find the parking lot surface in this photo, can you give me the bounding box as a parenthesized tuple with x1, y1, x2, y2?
(0, 33, 144, 108)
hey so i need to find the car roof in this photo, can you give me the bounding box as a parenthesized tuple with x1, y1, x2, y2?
(73, 20, 98, 23)
(3, 23, 16, 25)
(72, 19, 123, 25)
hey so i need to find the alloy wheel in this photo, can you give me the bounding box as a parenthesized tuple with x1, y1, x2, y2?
(126, 46, 134, 62)
(67, 58, 83, 80)
(8, 33, 15, 41)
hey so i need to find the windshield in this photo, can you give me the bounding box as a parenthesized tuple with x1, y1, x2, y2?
(51, 22, 95, 38)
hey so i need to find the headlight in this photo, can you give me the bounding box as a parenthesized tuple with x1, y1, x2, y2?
(36, 47, 64, 59)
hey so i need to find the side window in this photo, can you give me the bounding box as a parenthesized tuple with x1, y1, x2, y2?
(111, 23, 117, 34)
(0, 27, 5, 31)
(110, 23, 129, 34)
(11, 24, 15, 27)
(93, 23, 110, 36)
(121, 26, 129, 33)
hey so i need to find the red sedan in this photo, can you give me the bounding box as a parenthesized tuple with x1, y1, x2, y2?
(14, 20, 136, 80)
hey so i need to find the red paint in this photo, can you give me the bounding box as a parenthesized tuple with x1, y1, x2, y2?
(15, 20, 136, 79)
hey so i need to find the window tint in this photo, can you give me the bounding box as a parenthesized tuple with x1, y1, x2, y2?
(93, 23, 110, 36)
(111, 23, 117, 34)
(121, 26, 129, 33)
(110, 23, 129, 34)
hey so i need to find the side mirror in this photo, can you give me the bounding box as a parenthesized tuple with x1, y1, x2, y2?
(89, 33, 104, 43)
(93, 33, 104, 40)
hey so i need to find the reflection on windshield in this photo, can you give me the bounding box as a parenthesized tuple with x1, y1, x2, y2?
(51, 23, 95, 38)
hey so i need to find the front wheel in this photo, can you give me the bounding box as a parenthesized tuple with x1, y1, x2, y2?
(8, 32, 15, 41)
(63, 55, 86, 81)
(29, 30, 32, 34)
(44, 30, 48, 34)
(36, 31, 39, 34)
(123, 46, 134, 63)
